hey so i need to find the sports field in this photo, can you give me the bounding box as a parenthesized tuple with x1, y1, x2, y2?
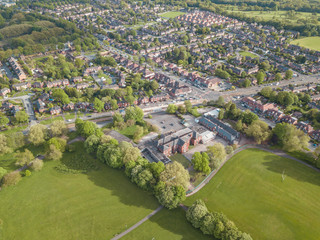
(122, 208, 211, 240)
(239, 51, 259, 58)
(0, 142, 159, 240)
(185, 148, 320, 240)
(291, 37, 320, 51)
(159, 11, 185, 18)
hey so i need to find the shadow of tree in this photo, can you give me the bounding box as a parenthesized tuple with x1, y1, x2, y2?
(262, 154, 320, 186)
(146, 207, 213, 240)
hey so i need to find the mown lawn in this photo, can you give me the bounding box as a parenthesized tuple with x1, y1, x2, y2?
(159, 11, 185, 18)
(239, 51, 259, 58)
(0, 142, 159, 240)
(291, 37, 320, 51)
(122, 207, 211, 240)
(184, 148, 320, 240)
(40, 116, 64, 125)
(170, 154, 191, 168)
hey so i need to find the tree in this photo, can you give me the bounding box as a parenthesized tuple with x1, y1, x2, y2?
(216, 96, 225, 107)
(94, 97, 104, 112)
(46, 144, 62, 161)
(6, 132, 25, 149)
(154, 181, 186, 209)
(218, 109, 225, 120)
(104, 145, 123, 168)
(207, 143, 227, 169)
(15, 149, 34, 167)
(256, 71, 265, 84)
(46, 137, 66, 152)
(52, 88, 70, 104)
(122, 146, 141, 164)
(166, 104, 177, 114)
(110, 99, 118, 110)
(260, 86, 273, 98)
(0, 116, 9, 128)
(245, 120, 271, 144)
(160, 161, 190, 190)
(2, 171, 21, 187)
(242, 110, 259, 125)
(275, 73, 282, 82)
(192, 152, 211, 174)
(133, 126, 144, 142)
(242, 79, 251, 88)
(186, 199, 209, 228)
(184, 100, 192, 112)
(273, 123, 310, 152)
(178, 105, 187, 114)
(84, 134, 101, 154)
(0, 167, 7, 180)
(0, 134, 11, 155)
(14, 111, 29, 124)
(149, 161, 165, 179)
(79, 121, 102, 138)
(30, 158, 44, 171)
(285, 70, 293, 80)
(125, 106, 144, 122)
(50, 120, 68, 137)
(28, 124, 47, 146)
(150, 80, 159, 91)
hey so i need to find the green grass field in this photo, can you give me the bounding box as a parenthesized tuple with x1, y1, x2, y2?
(239, 51, 259, 58)
(40, 116, 64, 125)
(226, 9, 319, 25)
(185, 148, 320, 240)
(122, 207, 211, 240)
(159, 11, 185, 18)
(170, 154, 191, 168)
(0, 142, 159, 240)
(291, 37, 320, 51)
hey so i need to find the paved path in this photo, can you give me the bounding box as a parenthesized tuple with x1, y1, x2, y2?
(111, 206, 163, 240)
(187, 144, 320, 196)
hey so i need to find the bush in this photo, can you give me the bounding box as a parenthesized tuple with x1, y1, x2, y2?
(30, 158, 44, 171)
(225, 145, 234, 155)
(2, 171, 21, 187)
(24, 170, 31, 177)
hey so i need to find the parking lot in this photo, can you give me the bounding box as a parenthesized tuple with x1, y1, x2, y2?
(146, 111, 184, 134)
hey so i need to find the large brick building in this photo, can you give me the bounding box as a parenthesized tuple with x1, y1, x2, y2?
(157, 128, 201, 156)
(242, 97, 277, 113)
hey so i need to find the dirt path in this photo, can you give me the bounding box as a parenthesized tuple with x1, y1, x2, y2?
(111, 206, 163, 240)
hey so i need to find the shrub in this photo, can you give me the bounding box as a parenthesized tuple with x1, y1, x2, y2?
(30, 158, 44, 171)
(2, 171, 21, 187)
(24, 170, 31, 177)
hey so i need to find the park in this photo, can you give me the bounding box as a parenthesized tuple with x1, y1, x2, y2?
(291, 37, 320, 51)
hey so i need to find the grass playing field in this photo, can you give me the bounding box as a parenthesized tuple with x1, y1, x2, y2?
(0, 142, 159, 240)
(159, 11, 185, 18)
(291, 37, 320, 51)
(239, 51, 259, 58)
(184, 148, 320, 240)
(122, 207, 211, 240)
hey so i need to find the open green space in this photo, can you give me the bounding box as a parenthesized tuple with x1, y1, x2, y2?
(122, 207, 211, 240)
(170, 154, 191, 168)
(239, 51, 259, 58)
(0, 142, 159, 240)
(185, 148, 320, 240)
(226, 9, 319, 25)
(64, 113, 75, 120)
(159, 11, 185, 18)
(291, 37, 320, 51)
(40, 116, 64, 125)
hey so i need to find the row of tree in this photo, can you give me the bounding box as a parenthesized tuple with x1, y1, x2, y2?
(187, 199, 252, 240)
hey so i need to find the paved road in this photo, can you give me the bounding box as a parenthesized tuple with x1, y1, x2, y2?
(186, 144, 320, 197)
(111, 206, 163, 240)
